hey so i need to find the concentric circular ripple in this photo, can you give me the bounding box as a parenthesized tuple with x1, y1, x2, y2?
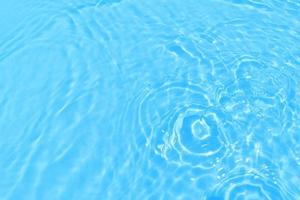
(207, 167, 291, 200)
(138, 82, 236, 169)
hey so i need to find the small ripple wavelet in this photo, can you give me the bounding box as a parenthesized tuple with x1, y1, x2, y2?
(216, 55, 293, 139)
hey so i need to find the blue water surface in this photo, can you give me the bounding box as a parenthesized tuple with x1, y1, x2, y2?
(0, 0, 300, 199)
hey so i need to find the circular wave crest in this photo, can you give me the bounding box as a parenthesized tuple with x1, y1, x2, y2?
(138, 82, 235, 169)
(207, 167, 291, 200)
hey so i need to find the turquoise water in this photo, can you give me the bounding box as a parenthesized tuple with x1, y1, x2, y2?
(0, 0, 300, 199)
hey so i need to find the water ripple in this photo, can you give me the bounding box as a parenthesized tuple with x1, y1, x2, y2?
(207, 165, 292, 200)
(137, 82, 238, 169)
(0, 0, 300, 199)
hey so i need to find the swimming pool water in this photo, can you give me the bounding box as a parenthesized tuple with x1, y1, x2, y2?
(0, 0, 300, 199)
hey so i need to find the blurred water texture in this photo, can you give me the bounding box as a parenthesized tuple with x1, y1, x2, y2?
(0, 0, 300, 199)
